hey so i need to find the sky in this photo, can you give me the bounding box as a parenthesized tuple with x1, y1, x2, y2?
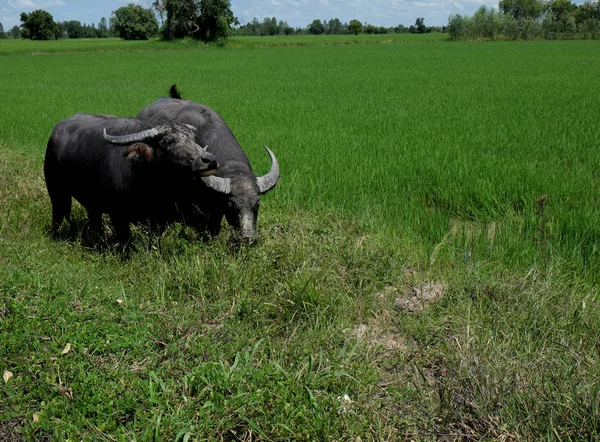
(0, 0, 503, 31)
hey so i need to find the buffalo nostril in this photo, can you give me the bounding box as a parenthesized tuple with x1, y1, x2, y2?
(202, 156, 218, 167)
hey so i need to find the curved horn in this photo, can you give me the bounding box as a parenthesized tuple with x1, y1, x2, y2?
(256, 146, 279, 194)
(201, 175, 232, 194)
(103, 127, 161, 145)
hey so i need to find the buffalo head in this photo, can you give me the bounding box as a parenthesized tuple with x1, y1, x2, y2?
(201, 146, 279, 241)
(103, 122, 218, 176)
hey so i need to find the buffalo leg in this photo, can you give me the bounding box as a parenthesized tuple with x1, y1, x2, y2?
(46, 181, 71, 234)
(110, 215, 132, 245)
(206, 212, 223, 237)
(44, 151, 71, 234)
(85, 209, 104, 246)
(49, 194, 72, 234)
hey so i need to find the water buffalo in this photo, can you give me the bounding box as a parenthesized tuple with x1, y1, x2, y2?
(136, 86, 279, 242)
(44, 113, 218, 243)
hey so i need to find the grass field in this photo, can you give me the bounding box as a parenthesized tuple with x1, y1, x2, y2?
(0, 33, 447, 56)
(1, 37, 600, 440)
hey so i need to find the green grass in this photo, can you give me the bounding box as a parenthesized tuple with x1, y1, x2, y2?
(1, 38, 600, 440)
(0, 33, 447, 56)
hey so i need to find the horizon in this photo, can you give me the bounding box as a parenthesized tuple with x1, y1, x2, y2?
(1, 0, 500, 31)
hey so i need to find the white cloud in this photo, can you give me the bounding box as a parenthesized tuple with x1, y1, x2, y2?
(8, 0, 65, 8)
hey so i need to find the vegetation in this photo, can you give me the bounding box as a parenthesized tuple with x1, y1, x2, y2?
(448, 0, 600, 40)
(349, 19, 362, 35)
(152, 0, 237, 42)
(19, 10, 61, 40)
(1, 37, 600, 440)
(59, 18, 111, 39)
(233, 17, 444, 36)
(111, 4, 159, 40)
(195, 0, 237, 42)
(0, 33, 448, 56)
(7, 25, 21, 39)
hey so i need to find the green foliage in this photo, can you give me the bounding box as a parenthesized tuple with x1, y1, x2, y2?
(448, 0, 600, 40)
(111, 3, 158, 40)
(414, 17, 427, 33)
(19, 9, 61, 40)
(308, 19, 325, 35)
(98, 17, 109, 38)
(499, 0, 547, 20)
(195, 0, 237, 42)
(8, 25, 21, 39)
(154, 0, 198, 40)
(324, 18, 345, 34)
(233, 17, 294, 36)
(0, 22, 6, 39)
(155, 0, 236, 42)
(348, 19, 362, 35)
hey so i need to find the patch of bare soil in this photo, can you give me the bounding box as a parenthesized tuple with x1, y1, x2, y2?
(350, 282, 445, 351)
(393, 282, 444, 314)
(348, 282, 447, 438)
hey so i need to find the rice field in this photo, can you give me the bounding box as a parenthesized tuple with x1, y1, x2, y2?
(1, 37, 599, 440)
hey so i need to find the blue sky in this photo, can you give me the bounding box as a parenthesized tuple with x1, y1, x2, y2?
(1, 0, 502, 31)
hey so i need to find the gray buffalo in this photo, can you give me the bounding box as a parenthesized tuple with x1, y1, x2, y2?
(136, 85, 279, 242)
(44, 113, 218, 243)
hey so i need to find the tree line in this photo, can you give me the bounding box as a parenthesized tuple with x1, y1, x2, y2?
(448, 0, 600, 40)
(3, 2, 228, 41)
(232, 17, 444, 36)
(3, 0, 445, 42)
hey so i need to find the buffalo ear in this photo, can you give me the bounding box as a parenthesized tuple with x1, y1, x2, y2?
(124, 143, 154, 161)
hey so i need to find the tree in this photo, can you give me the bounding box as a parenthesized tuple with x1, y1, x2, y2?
(308, 19, 325, 35)
(8, 25, 21, 38)
(154, 0, 236, 42)
(20, 10, 61, 40)
(325, 18, 342, 34)
(112, 4, 158, 40)
(545, 0, 577, 33)
(262, 16, 278, 35)
(413, 17, 426, 33)
(154, 0, 198, 40)
(195, 0, 237, 42)
(62, 20, 83, 38)
(348, 19, 362, 35)
(575, 0, 600, 23)
(278, 20, 294, 35)
(98, 17, 109, 38)
(0, 22, 6, 39)
(498, 0, 546, 20)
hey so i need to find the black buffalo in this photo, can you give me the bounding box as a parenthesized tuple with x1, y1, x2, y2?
(136, 86, 280, 242)
(44, 113, 218, 243)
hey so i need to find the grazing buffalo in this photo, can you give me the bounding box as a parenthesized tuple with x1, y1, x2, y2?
(44, 113, 218, 243)
(136, 85, 279, 242)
